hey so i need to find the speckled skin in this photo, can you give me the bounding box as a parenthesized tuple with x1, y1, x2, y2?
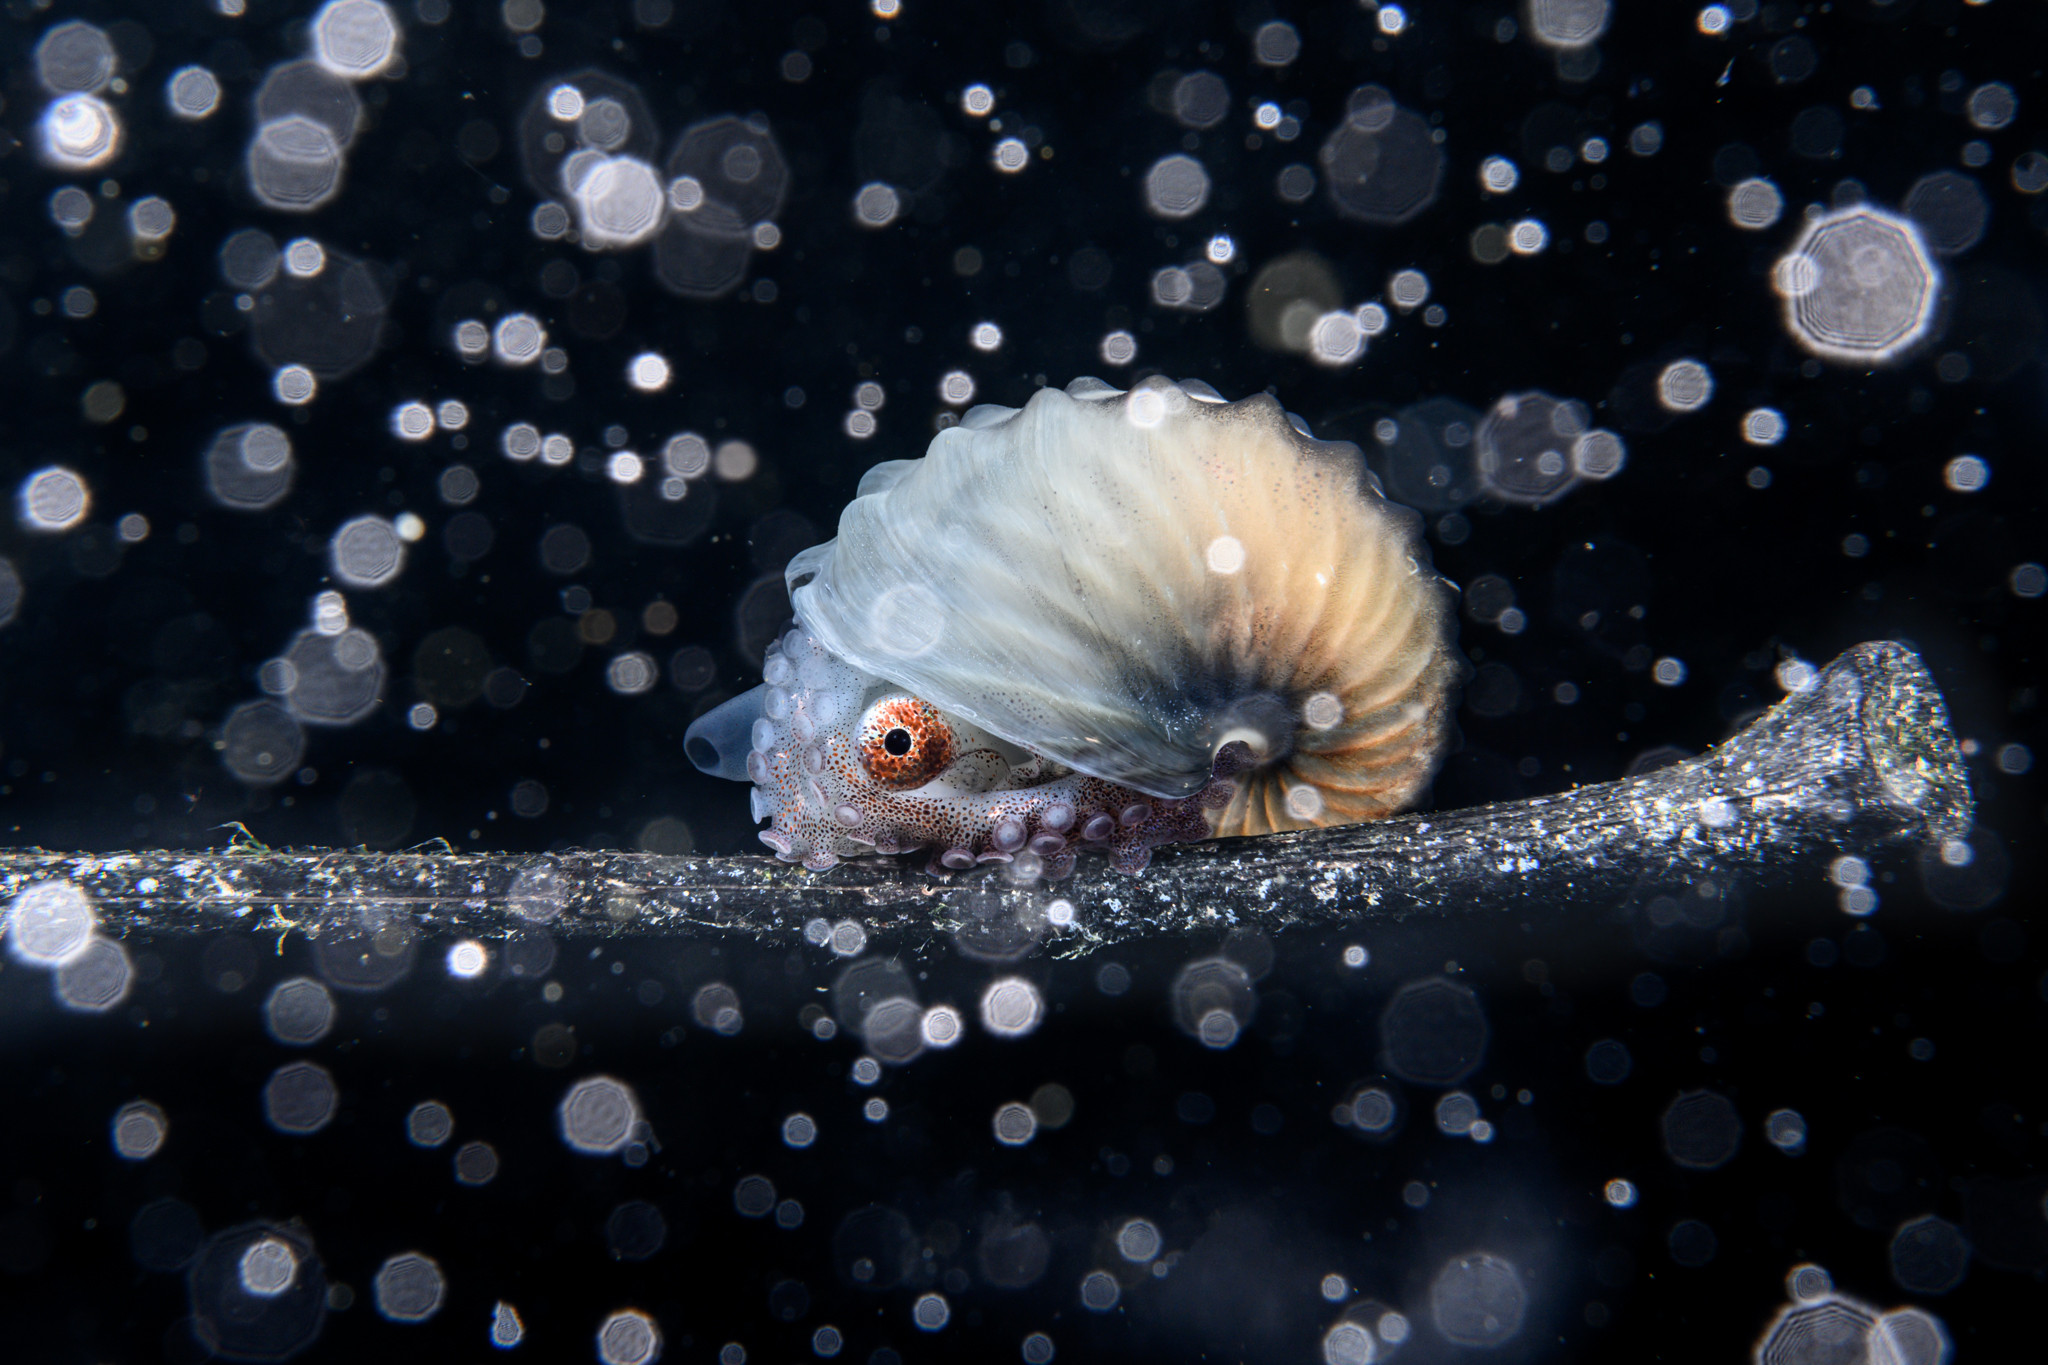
(746, 626, 1234, 879)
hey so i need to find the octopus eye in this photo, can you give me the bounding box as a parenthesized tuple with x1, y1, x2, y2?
(857, 696, 955, 789)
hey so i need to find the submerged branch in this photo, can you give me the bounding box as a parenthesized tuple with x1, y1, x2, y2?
(0, 642, 1969, 949)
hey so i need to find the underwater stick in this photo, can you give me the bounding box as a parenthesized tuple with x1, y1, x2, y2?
(0, 642, 1968, 950)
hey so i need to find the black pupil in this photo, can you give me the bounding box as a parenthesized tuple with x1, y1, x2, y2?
(883, 728, 913, 757)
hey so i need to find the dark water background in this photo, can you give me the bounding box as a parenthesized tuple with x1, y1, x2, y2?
(1, 1, 2042, 1362)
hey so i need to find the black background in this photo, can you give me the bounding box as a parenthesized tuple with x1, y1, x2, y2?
(1, 2, 2042, 1362)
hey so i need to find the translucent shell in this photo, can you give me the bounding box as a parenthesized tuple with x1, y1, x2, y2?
(787, 376, 1462, 838)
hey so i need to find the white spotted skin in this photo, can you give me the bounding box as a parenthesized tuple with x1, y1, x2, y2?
(747, 627, 1228, 878)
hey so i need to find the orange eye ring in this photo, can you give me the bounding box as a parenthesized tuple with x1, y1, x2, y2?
(857, 696, 956, 789)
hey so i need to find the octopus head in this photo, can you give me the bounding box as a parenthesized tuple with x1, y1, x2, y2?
(686, 626, 1231, 878)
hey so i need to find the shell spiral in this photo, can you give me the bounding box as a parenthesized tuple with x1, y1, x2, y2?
(783, 375, 1461, 841)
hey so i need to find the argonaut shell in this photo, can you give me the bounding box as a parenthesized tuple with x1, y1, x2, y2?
(686, 375, 1461, 876)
